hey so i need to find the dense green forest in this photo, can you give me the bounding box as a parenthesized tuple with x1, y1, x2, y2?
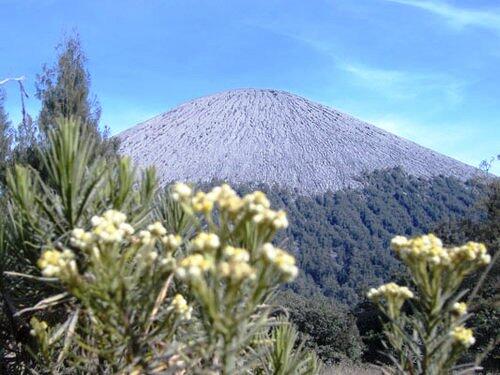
(235, 168, 487, 306)
(230, 170, 497, 366)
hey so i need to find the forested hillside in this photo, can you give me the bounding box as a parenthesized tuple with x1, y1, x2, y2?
(234, 167, 486, 306)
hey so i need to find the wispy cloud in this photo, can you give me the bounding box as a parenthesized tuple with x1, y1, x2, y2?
(339, 62, 464, 104)
(385, 0, 500, 31)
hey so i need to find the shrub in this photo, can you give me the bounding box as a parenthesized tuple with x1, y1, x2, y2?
(368, 234, 493, 374)
(0, 118, 320, 373)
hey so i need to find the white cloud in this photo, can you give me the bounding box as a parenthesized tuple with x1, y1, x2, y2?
(385, 0, 500, 31)
(339, 62, 464, 104)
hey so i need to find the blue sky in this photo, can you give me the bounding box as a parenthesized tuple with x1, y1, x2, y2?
(1, 0, 499, 173)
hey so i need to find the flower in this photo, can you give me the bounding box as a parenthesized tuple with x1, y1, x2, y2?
(391, 234, 449, 265)
(191, 191, 215, 213)
(261, 243, 298, 282)
(88, 210, 134, 244)
(223, 246, 250, 263)
(70, 228, 93, 249)
(367, 282, 414, 301)
(390, 235, 489, 271)
(451, 326, 475, 347)
(161, 234, 182, 252)
(176, 254, 214, 279)
(451, 302, 468, 317)
(448, 242, 490, 266)
(147, 222, 167, 237)
(218, 260, 256, 283)
(37, 249, 77, 278)
(252, 209, 289, 229)
(367, 282, 414, 319)
(191, 232, 220, 252)
(171, 183, 192, 201)
(138, 230, 155, 246)
(170, 294, 192, 320)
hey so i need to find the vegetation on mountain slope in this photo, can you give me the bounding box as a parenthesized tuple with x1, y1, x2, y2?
(233, 168, 486, 306)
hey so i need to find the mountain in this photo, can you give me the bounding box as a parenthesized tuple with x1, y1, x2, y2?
(117, 88, 478, 193)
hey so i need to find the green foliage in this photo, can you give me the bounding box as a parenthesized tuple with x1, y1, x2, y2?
(259, 318, 322, 375)
(276, 291, 363, 365)
(0, 118, 156, 373)
(234, 169, 484, 306)
(1, 118, 320, 374)
(0, 89, 14, 184)
(35, 34, 118, 159)
(434, 178, 499, 368)
(368, 234, 492, 374)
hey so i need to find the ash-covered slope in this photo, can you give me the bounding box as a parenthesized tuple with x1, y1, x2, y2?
(118, 89, 478, 193)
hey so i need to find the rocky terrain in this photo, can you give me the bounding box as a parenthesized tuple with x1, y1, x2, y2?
(117, 88, 479, 193)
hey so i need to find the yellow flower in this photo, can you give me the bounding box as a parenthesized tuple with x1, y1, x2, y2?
(191, 191, 215, 213)
(451, 302, 467, 317)
(261, 243, 298, 282)
(223, 246, 250, 263)
(451, 326, 475, 347)
(367, 282, 414, 301)
(161, 234, 182, 252)
(147, 221, 167, 237)
(191, 232, 220, 252)
(177, 254, 214, 279)
(170, 294, 192, 320)
(37, 249, 76, 278)
(171, 182, 193, 201)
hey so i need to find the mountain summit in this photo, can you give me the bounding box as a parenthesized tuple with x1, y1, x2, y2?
(117, 89, 477, 193)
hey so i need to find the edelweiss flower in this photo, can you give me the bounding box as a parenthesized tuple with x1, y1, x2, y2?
(451, 326, 475, 347)
(171, 183, 192, 201)
(38, 249, 77, 278)
(170, 294, 193, 320)
(191, 232, 220, 252)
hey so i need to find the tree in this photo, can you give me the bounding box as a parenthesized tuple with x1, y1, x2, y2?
(0, 89, 13, 184)
(35, 34, 118, 158)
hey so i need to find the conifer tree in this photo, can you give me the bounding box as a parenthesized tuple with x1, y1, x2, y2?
(35, 34, 119, 158)
(0, 89, 13, 184)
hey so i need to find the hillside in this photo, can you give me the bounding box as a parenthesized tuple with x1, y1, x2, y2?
(117, 89, 479, 194)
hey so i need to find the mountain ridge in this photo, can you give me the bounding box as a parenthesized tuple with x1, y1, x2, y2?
(117, 88, 479, 193)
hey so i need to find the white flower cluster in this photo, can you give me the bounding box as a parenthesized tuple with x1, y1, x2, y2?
(70, 211, 182, 258)
(451, 302, 467, 317)
(191, 232, 221, 252)
(70, 210, 135, 250)
(451, 326, 475, 347)
(169, 294, 193, 320)
(38, 249, 77, 278)
(367, 282, 414, 301)
(218, 246, 255, 283)
(171, 183, 289, 230)
(391, 234, 490, 268)
(261, 243, 298, 282)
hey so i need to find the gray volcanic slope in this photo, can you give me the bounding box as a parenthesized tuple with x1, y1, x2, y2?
(117, 89, 478, 194)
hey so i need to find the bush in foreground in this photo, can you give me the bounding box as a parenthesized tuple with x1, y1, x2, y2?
(368, 234, 493, 374)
